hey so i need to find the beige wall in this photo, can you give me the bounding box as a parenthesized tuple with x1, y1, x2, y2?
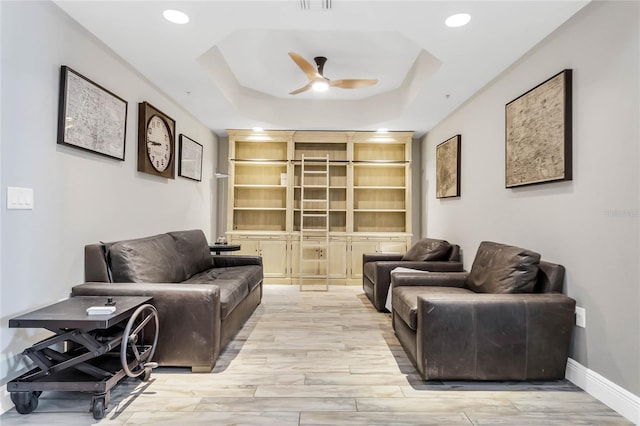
(0, 1, 218, 412)
(422, 1, 639, 396)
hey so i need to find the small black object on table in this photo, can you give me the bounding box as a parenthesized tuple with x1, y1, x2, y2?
(209, 244, 241, 255)
(7, 296, 159, 420)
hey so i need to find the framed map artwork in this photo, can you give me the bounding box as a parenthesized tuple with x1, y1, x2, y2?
(178, 134, 203, 181)
(505, 69, 572, 188)
(436, 134, 461, 199)
(57, 66, 128, 160)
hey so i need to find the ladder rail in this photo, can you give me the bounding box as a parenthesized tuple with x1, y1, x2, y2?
(299, 153, 330, 291)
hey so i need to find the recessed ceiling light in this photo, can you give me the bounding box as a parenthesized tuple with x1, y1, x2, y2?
(163, 9, 189, 24)
(252, 127, 264, 132)
(312, 80, 329, 92)
(377, 128, 388, 133)
(445, 13, 471, 28)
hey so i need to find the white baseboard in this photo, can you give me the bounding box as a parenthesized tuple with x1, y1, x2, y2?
(566, 358, 640, 425)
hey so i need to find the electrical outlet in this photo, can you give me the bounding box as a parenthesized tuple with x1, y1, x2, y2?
(575, 306, 586, 328)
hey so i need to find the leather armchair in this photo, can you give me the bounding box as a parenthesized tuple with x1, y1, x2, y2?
(362, 238, 463, 312)
(391, 241, 576, 381)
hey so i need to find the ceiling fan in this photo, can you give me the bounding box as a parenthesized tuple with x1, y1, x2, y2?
(288, 52, 378, 95)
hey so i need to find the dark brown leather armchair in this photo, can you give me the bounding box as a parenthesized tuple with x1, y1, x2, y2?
(362, 238, 463, 312)
(391, 241, 575, 381)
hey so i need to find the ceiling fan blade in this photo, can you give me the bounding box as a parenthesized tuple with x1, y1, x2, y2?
(289, 82, 314, 95)
(288, 52, 319, 81)
(330, 79, 378, 89)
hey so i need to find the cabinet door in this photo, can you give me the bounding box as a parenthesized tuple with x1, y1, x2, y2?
(236, 240, 260, 256)
(291, 240, 326, 277)
(350, 241, 378, 278)
(259, 240, 288, 278)
(379, 241, 407, 254)
(327, 240, 348, 278)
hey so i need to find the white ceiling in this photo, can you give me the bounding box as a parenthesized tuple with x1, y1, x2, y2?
(54, 1, 589, 137)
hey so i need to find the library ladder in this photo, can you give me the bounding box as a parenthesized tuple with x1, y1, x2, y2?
(299, 154, 330, 291)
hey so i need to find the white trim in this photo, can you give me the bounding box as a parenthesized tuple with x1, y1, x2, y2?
(566, 358, 640, 425)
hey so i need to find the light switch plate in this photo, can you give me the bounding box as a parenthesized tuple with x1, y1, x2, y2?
(7, 187, 34, 210)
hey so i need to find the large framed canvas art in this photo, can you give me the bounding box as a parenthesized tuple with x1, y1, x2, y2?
(505, 69, 572, 188)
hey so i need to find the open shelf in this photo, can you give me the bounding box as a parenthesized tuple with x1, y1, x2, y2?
(294, 142, 347, 162)
(234, 163, 288, 186)
(354, 211, 406, 233)
(233, 210, 287, 231)
(235, 141, 288, 161)
(353, 187, 405, 210)
(354, 166, 406, 187)
(354, 142, 406, 162)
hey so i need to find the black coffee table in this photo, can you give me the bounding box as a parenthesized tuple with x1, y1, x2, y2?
(7, 296, 158, 420)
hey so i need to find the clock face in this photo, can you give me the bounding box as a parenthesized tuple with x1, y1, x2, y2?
(146, 115, 171, 172)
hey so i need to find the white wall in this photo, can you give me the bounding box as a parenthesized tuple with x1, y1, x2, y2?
(423, 0, 639, 398)
(0, 1, 218, 412)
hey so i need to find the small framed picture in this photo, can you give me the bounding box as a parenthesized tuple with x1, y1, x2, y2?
(178, 134, 203, 181)
(436, 134, 461, 199)
(57, 66, 128, 160)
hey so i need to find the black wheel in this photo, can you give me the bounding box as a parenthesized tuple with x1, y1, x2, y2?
(121, 304, 159, 378)
(10, 392, 38, 415)
(92, 398, 105, 420)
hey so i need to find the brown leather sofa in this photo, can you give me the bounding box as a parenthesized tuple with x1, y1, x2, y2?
(363, 238, 464, 312)
(391, 241, 575, 381)
(71, 229, 263, 373)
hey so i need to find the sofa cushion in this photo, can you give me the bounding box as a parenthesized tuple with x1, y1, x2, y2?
(467, 241, 541, 294)
(393, 286, 473, 330)
(185, 265, 263, 292)
(216, 280, 248, 320)
(183, 268, 250, 319)
(168, 230, 212, 279)
(108, 234, 186, 283)
(402, 238, 451, 261)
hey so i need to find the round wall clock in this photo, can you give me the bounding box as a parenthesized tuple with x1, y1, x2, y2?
(137, 102, 176, 178)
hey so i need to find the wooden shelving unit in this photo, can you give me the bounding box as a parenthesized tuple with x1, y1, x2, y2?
(226, 129, 412, 284)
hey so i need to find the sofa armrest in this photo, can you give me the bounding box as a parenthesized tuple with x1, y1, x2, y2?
(416, 293, 576, 380)
(71, 282, 221, 370)
(387, 261, 464, 273)
(213, 255, 263, 268)
(391, 271, 469, 288)
(363, 253, 404, 264)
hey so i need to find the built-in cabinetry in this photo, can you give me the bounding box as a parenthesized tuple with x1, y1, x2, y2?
(226, 129, 412, 284)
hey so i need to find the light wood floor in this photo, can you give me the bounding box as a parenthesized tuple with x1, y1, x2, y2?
(1, 285, 631, 425)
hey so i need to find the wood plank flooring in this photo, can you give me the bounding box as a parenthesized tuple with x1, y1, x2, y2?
(1, 285, 631, 425)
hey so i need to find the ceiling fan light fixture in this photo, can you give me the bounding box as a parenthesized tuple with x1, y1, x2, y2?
(312, 80, 329, 92)
(445, 13, 471, 28)
(163, 9, 190, 24)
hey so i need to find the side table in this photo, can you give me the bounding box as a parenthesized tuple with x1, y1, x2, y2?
(7, 296, 158, 420)
(209, 244, 241, 255)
